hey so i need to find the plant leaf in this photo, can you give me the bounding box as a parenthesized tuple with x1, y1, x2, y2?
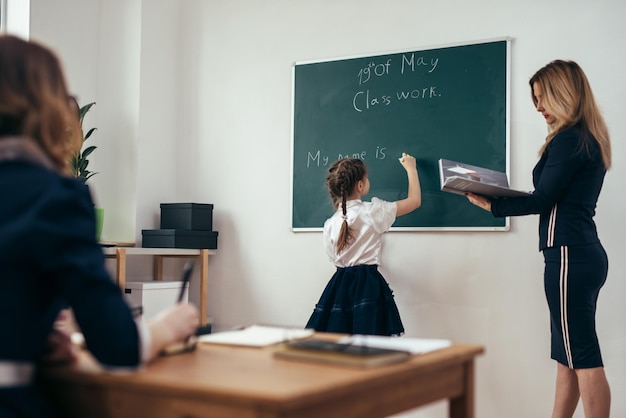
(84, 127, 97, 141)
(79, 102, 96, 122)
(81, 146, 97, 159)
(70, 101, 99, 183)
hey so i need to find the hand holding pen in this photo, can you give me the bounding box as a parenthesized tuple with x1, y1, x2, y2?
(147, 261, 200, 358)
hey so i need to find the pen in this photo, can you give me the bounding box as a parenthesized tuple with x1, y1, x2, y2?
(160, 261, 197, 357)
(178, 260, 195, 303)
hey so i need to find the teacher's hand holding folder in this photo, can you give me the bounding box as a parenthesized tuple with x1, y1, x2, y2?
(465, 192, 492, 212)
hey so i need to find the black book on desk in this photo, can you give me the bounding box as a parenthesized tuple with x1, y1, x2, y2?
(273, 338, 412, 368)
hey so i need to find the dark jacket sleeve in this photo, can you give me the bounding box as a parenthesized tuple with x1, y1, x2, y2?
(37, 179, 142, 367)
(492, 130, 583, 218)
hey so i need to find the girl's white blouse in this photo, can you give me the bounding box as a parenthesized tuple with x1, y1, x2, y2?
(323, 198, 397, 267)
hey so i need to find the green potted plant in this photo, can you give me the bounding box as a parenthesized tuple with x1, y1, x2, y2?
(70, 101, 103, 240)
(70, 101, 98, 181)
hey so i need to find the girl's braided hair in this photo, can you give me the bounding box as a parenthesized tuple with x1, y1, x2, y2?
(325, 158, 367, 253)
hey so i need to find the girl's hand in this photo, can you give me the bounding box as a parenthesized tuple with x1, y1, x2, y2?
(465, 192, 492, 212)
(398, 152, 417, 171)
(395, 152, 421, 216)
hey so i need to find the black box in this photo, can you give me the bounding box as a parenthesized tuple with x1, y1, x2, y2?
(160, 203, 214, 230)
(142, 229, 218, 249)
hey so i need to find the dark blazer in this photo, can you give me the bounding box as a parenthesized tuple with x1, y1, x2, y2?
(0, 141, 141, 417)
(491, 125, 605, 250)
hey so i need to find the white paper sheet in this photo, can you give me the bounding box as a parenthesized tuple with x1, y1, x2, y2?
(337, 335, 452, 354)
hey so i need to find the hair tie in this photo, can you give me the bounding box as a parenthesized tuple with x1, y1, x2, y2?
(341, 214, 348, 220)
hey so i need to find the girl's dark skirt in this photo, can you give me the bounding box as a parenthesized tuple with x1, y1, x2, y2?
(543, 243, 608, 369)
(305, 265, 404, 336)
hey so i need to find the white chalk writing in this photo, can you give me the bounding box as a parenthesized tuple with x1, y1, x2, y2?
(353, 87, 440, 112)
(357, 59, 392, 85)
(306, 147, 388, 168)
(352, 53, 442, 112)
(401, 54, 439, 74)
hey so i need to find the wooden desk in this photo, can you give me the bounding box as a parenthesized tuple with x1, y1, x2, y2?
(40, 340, 484, 418)
(102, 247, 216, 325)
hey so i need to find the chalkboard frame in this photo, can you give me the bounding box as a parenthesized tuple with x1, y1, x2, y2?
(291, 37, 512, 232)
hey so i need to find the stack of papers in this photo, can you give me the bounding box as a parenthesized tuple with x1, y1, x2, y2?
(198, 325, 314, 347)
(336, 335, 452, 355)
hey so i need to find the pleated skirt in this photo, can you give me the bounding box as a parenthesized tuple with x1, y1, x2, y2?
(305, 265, 404, 336)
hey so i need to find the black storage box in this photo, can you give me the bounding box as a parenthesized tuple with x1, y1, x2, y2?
(142, 229, 218, 249)
(160, 203, 213, 230)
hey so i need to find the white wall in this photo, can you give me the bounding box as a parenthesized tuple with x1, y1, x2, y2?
(29, 1, 626, 417)
(3, 0, 29, 38)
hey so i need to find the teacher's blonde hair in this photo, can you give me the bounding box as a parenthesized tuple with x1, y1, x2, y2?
(530, 60, 611, 169)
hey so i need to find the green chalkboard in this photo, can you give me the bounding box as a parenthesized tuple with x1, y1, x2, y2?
(291, 39, 510, 230)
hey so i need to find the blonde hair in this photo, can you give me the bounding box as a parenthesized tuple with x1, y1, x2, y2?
(325, 158, 367, 254)
(0, 35, 81, 173)
(530, 60, 611, 169)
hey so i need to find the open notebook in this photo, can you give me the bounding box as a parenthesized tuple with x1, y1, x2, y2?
(197, 325, 314, 347)
(439, 158, 530, 198)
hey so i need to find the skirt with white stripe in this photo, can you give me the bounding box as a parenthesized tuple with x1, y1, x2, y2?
(543, 243, 608, 369)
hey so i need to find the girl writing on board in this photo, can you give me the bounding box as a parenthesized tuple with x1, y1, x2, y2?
(466, 60, 611, 418)
(306, 153, 421, 336)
